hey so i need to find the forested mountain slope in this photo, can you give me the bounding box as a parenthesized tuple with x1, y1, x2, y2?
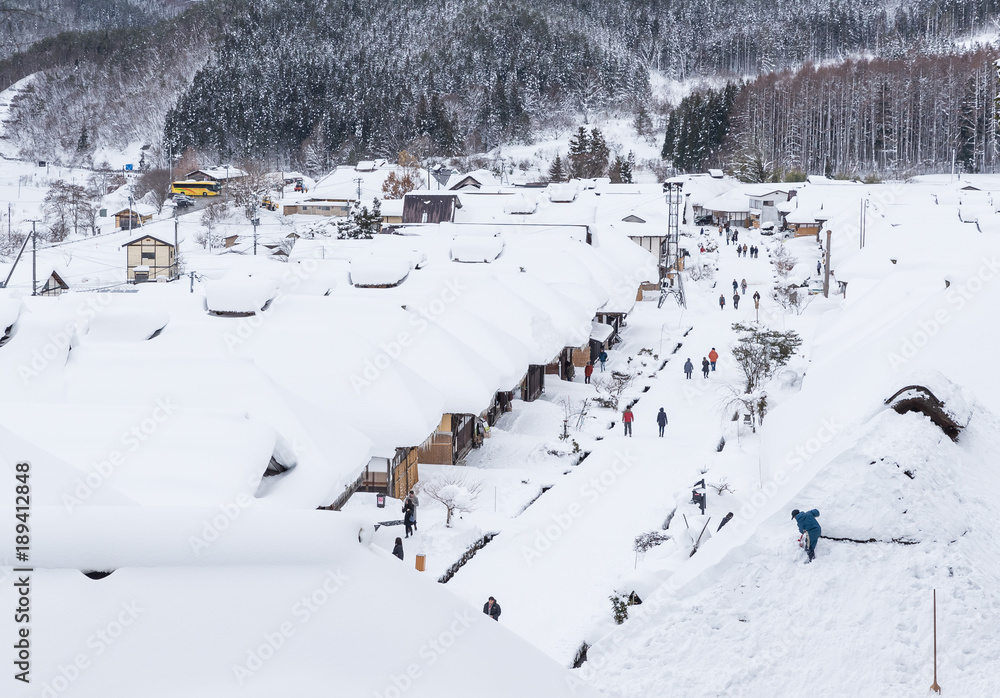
(1, 0, 998, 173)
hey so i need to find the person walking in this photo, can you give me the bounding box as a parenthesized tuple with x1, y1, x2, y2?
(683, 358, 694, 379)
(817, 260, 822, 275)
(732, 279, 739, 294)
(741, 278, 747, 295)
(701, 357, 710, 378)
(732, 230, 739, 243)
(584, 361, 594, 384)
(405, 490, 419, 531)
(733, 292, 740, 310)
(656, 407, 667, 437)
(484, 596, 501, 621)
(402, 499, 415, 538)
(752, 290, 761, 306)
(708, 347, 718, 370)
(792, 509, 822, 563)
(392, 537, 404, 560)
(622, 407, 634, 436)
(725, 231, 731, 245)
(598, 350, 608, 372)
(719, 294, 726, 310)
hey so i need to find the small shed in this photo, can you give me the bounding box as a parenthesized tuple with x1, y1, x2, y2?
(122, 235, 175, 282)
(402, 194, 462, 224)
(113, 204, 155, 230)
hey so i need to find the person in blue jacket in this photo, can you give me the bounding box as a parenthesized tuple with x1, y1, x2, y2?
(792, 509, 821, 562)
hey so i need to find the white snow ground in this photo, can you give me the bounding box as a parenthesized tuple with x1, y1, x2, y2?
(1, 167, 1000, 696)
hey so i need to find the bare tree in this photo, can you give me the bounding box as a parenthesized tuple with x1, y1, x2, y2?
(230, 160, 273, 220)
(135, 168, 172, 213)
(729, 322, 801, 393)
(592, 370, 634, 410)
(43, 180, 94, 241)
(422, 474, 483, 527)
(199, 199, 230, 249)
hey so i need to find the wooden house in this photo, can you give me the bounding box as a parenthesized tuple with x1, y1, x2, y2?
(520, 365, 545, 401)
(113, 205, 154, 230)
(282, 200, 352, 217)
(402, 193, 462, 224)
(485, 390, 514, 426)
(416, 413, 476, 465)
(38, 270, 69, 296)
(122, 235, 175, 282)
(183, 166, 247, 184)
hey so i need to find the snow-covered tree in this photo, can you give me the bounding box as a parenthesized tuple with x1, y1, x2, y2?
(422, 475, 483, 527)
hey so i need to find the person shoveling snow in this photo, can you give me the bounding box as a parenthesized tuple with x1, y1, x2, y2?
(792, 509, 821, 563)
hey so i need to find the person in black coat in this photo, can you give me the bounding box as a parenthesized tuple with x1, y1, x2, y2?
(392, 537, 404, 560)
(483, 596, 501, 621)
(402, 500, 415, 538)
(656, 407, 667, 437)
(701, 357, 710, 378)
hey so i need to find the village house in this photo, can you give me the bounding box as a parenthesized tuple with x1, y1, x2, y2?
(746, 186, 796, 227)
(122, 234, 175, 282)
(402, 193, 462, 223)
(113, 204, 155, 229)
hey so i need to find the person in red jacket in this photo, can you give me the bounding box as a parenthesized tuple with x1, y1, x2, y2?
(622, 407, 634, 436)
(708, 347, 719, 371)
(584, 361, 594, 384)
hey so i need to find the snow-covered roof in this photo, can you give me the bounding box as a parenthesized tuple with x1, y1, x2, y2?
(349, 255, 411, 287)
(114, 203, 157, 217)
(591, 320, 614, 342)
(205, 273, 278, 314)
(451, 234, 504, 263)
(702, 190, 749, 213)
(548, 182, 580, 203)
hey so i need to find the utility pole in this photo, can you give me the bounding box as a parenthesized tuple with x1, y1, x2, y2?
(225, 165, 230, 206)
(128, 194, 134, 236)
(189, 271, 194, 293)
(31, 221, 37, 296)
(823, 229, 832, 298)
(354, 177, 363, 203)
(252, 217, 259, 255)
(173, 214, 179, 280)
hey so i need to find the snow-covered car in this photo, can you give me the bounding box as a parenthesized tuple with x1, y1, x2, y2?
(759, 222, 776, 235)
(174, 194, 194, 208)
(695, 214, 714, 226)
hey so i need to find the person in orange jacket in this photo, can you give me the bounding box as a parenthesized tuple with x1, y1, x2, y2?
(708, 347, 719, 371)
(622, 407, 634, 436)
(584, 361, 594, 384)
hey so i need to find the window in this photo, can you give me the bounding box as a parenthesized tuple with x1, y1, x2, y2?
(141, 251, 156, 260)
(763, 200, 774, 207)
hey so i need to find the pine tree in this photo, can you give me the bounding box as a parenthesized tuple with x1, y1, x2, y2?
(76, 126, 89, 154)
(548, 154, 566, 182)
(587, 128, 611, 178)
(567, 127, 590, 179)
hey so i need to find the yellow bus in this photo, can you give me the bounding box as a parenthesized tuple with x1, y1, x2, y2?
(171, 180, 221, 197)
